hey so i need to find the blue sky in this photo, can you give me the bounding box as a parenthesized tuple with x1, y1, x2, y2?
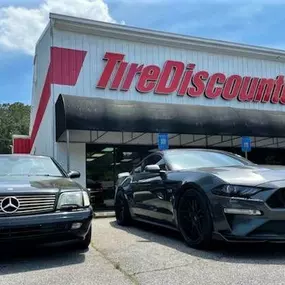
(0, 0, 284, 104)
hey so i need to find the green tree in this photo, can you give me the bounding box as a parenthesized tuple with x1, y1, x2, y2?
(0, 103, 30, 154)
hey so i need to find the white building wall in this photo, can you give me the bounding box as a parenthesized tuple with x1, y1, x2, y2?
(30, 25, 51, 134)
(55, 142, 86, 187)
(52, 28, 285, 112)
(30, 99, 54, 156)
(30, 24, 55, 158)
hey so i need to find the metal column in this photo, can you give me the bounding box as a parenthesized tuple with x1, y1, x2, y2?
(66, 130, 70, 173)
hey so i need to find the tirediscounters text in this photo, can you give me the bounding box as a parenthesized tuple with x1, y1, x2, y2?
(96, 52, 285, 105)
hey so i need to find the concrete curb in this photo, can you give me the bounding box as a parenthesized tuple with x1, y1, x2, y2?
(93, 211, 115, 219)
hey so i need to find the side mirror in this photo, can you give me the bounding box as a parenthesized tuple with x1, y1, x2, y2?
(68, 170, 81, 179)
(145, 164, 160, 173)
(118, 172, 130, 179)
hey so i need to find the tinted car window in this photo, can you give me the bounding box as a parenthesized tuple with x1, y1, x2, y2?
(164, 150, 254, 170)
(133, 165, 142, 173)
(121, 177, 131, 187)
(0, 156, 64, 177)
(157, 158, 167, 170)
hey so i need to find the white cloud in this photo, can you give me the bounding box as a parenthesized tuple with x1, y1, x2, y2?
(0, 0, 119, 56)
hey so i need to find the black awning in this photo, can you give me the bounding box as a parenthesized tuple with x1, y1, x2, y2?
(55, 94, 285, 141)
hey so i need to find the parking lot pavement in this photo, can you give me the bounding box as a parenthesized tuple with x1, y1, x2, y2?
(93, 217, 285, 285)
(0, 234, 133, 285)
(3, 219, 285, 285)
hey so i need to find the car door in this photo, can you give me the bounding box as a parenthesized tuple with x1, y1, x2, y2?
(132, 153, 172, 224)
(131, 154, 162, 218)
(151, 157, 174, 225)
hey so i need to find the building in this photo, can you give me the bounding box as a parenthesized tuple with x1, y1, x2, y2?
(12, 13, 285, 209)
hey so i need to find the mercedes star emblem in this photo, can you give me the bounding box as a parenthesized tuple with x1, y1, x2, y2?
(0, 197, 20, 213)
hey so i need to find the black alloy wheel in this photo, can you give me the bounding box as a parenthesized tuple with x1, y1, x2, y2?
(115, 191, 132, 226)
(177, 189, 213, 249)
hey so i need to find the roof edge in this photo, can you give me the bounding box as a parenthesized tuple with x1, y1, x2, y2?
(35, 21, 51, 50)
(49, 13, 285, 62)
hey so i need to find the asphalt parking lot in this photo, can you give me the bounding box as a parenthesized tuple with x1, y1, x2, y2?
(2, 217, 285, 285)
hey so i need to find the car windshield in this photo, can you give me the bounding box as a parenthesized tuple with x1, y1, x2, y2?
(0, 156, 64, 177)
(164, 150, 254, 170)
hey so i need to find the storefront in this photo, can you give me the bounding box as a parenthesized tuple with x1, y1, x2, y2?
(13, 13, 285, 209)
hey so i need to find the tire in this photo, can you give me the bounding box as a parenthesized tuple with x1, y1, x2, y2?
(77, 226, 92, 250)
(115, 191, 132, 226)
(177, 188, 213, 249)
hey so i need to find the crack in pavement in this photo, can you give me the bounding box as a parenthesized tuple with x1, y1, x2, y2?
(91, 242, 139, 285)
(131, 262, 196, 276)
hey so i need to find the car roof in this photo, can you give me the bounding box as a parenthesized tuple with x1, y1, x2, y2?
(139, 148, 242, 164)
(160, 148, 236, 155)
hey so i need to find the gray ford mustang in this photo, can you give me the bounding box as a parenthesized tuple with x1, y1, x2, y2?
(114, 148, 285, 249)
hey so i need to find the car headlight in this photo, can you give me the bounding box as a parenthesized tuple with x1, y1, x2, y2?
(83, 191, 90, 206)
(211, 185, 262, 198)
(57, 191, 90, 209)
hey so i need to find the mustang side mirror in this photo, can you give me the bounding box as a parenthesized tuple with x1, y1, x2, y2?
(68, 170, 81, 179)
(145, 164, 160, 173)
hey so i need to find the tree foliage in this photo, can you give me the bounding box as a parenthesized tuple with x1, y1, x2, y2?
(0, 103, 31, 154)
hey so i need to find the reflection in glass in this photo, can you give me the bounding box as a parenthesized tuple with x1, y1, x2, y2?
(86, 145, 152, 210)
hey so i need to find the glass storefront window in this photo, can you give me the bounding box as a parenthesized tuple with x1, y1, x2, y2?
(86, 144, 153, 210)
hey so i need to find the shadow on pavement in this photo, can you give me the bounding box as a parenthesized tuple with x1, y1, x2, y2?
(109, 220, 285, 265)
(0, 241, 87, 275)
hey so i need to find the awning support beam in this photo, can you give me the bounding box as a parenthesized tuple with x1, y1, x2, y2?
(66, 129, 70, 173)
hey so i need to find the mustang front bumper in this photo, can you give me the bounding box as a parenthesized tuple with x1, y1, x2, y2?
(0, 207, 93, 244)
(209, 186, 285, 242)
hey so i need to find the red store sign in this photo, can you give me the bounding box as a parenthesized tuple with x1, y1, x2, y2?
(96, 52, 285, 105)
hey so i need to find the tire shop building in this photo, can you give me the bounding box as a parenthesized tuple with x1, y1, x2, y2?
(12, 13, 285, 209)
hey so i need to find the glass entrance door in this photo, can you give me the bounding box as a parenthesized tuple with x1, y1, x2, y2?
(86, 146, 115, 209)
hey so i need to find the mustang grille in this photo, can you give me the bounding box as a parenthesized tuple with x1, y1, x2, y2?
(0, 194, 56, 216)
